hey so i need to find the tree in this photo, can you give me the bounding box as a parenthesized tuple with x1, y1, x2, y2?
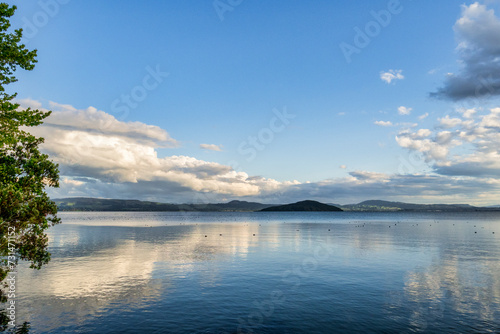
(0, 3, 60, 330)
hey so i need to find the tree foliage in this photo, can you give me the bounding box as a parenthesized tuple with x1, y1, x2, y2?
(0, 3, 60, 330)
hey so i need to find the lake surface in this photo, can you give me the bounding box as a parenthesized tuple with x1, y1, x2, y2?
(17, 211, 500, 333)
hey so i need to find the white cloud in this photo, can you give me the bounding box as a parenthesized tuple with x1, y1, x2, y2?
(438, 115, 463, 128)
(455, 2, 500, 53)
(399, 122, 419, 129)
(459, 108, 477, 119)
(380, 69, 404, 84)
(200, 144, 223, 151)
(349, 171, 389, 182)
(415, 129, 432, 138)
(17, 99, 178, 148)
(374, 120, 393, 127)
(268, 172, 500, 206)
(435, 131, 454, 145)
(397, 106, 500, 179)
(480, 107, 500, 128)
(396, 136, 451, 162)
(339, 165, 347, 169)
(18, 99, 500, 205)
(431, 2, 500, 100)
(428, 68, 439, 75)
(398, 106, 412, 115)
(21, 100, 292, 201)
(16, 98, 43, 109)
(62, 178, 84, 186)
(418, 113, 429, 120)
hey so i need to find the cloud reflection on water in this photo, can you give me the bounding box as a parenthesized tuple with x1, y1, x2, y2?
(17, 212, 500, 332)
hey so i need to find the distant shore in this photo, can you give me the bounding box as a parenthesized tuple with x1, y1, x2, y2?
(54, 197, 500, 213)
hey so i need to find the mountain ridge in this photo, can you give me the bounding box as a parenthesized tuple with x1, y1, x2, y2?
(341, 200, 482, 212)
(53, 197, 274, 212)
(53, 197, 500, 212)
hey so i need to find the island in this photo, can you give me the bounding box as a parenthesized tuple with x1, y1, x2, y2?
(259, 200, 343, 212)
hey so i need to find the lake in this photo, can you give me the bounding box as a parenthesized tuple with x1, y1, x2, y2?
(16, 211, 500, 333)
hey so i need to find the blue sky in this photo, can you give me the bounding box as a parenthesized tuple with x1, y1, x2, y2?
(7, 0, 500, 205)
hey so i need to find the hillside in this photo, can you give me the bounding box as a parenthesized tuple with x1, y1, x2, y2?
(341, 200, 481, 212)
(260, 200, 343, 212)
(54, 198, 500, 212)
(54, 198, 273, 212)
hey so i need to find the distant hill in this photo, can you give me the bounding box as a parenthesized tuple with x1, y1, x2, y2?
(54, 197, 500, 212)
(341, 200, 482, 212)
(54, 198, 273, 212)
(190, 200, 273, 212)
(55, 198, 180, 211)
(260, 200, 343, 212)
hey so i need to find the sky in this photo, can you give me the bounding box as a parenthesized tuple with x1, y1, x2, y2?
(5, 0, 500, 205)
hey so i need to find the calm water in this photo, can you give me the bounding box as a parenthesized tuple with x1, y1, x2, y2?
(17, 211, 500, 333)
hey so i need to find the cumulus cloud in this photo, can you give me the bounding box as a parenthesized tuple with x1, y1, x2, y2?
(374, 120, 393, 127)
(438, 115, 463, 129)
(200, 143, 223, 151)
(16, 98, 43, 109)
(50, 168, 500, 206)
(62, 178, 85, 187)
(396, 129, 454, 162)
(459, 108, 477, 118)
(396, 106, 500, 179)
(17, 99, 178, 148)
(349, 171, 389, 181)
(19, 99, 500, 205)
(431, 2, 500, 100)
(380, 69, 404, 84)
(21, 100, 294, 202)
(260, 172, 500, 206)
(418, 113, 429, 120)
(398, 106, 412, 115)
